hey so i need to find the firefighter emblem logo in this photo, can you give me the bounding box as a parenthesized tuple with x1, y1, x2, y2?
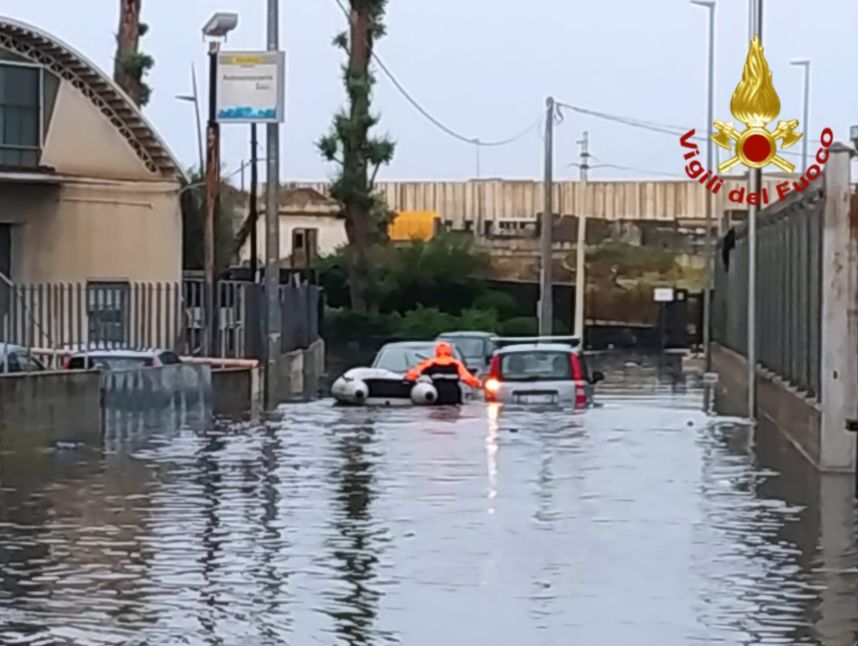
(712, 36, 802, 173)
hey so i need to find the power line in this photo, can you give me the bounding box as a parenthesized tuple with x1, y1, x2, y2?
(332, 0, 539, 147)
(555, 100, 811, 159)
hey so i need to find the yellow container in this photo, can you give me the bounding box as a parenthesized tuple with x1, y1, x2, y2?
(388, 211, 439, 241)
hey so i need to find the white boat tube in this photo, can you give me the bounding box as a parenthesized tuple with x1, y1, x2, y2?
(331, 367, 406, 406)
(410, 381, 438, 405)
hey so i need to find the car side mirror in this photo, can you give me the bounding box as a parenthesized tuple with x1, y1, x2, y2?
(591, 370, 605, 384)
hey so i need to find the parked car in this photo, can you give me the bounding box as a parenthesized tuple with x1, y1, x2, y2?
(371, 341, 469, 374)
(63, 348, 182, 371)
(483, 337, 604, 408)
(0, 344, 46, 374)
(436, 331, 497, 377)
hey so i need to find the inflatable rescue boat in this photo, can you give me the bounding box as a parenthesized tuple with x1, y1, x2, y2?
(331, 368, 463, 406)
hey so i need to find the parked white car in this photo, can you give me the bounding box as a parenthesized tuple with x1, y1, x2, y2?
(483, 337, 603, 408)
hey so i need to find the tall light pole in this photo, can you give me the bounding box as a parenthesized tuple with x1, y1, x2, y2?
(175, 64, 205, 173)
(202, 12, 238, 357)
(573, 131, 589, 341)
(264, 0, 283, 405)
(691, 0, 715, 373)
(747, 0, 762, 420)
(539, 96, 555, 336)
(790, 58, 810, 172)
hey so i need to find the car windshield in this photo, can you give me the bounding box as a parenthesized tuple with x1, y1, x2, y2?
(499, 351, 572, 381)
(374, 345, 462, 373)
(440, 337, 484, 359)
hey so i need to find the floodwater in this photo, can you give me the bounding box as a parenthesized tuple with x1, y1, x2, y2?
(2, 356, 858, 645)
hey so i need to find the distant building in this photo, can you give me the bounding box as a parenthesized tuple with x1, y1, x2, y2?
(238, 186, 345, 268)
(0, 17, 184, 285)
(290, 176, 803, 234)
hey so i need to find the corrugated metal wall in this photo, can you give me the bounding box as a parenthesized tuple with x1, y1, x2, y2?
(289, 178, 794, 225)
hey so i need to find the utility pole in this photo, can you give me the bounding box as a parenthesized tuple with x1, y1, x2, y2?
(691, 0, 715, 374)
(746, 0, 762, 420)
(204, 40, 220, 357)
(249, 123, 259, 280)
(574, 131, 589, 340)
(264, 0, 282, 405)
(539, 96, 555, 336)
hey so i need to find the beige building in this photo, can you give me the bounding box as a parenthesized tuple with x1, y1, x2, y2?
(238, 186, 345, 267)
(0, 17, 184, 285)
(0, 18, 185, 350)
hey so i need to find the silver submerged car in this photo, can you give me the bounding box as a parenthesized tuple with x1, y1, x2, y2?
(483, 337, 603, 408)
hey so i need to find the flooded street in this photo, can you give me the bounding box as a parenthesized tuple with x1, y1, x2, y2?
(2, 358, 858, 645)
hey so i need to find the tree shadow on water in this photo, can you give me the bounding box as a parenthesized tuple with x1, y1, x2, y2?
(324, 426, 392, 646)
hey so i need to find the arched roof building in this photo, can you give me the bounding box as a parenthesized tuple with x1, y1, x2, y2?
(0, 16, 184, 286)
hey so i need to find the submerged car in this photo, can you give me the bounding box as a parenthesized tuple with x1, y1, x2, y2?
(0, 343, 46, 373)
(483, 337, 603, 408)
(331, 341, 475, 406)
(436, 331, 496, 377)
(63, 348, 182, 371)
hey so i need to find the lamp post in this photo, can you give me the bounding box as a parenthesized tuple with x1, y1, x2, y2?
(202, 11, 238, 357)
(790, 58, 810, 172)
(175, 64, 205, 173)
(691, 0, 715, 373)
(747, 0, 763, 421)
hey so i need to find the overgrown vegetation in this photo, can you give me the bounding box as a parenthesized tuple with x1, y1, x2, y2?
(114, 0, 153, 106)
(317, 0, 395, 314)
(180, 168, 240, 272)
(319, 233, 566, 339)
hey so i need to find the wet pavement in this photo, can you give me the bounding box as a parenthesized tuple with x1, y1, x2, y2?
(2, 355, 858, 645)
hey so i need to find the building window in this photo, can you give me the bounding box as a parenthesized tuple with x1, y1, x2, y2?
(87, 281, 130, 346)
(0, 62, 41, 169)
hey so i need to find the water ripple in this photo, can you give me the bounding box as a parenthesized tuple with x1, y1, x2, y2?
(0, 358, 856, 644)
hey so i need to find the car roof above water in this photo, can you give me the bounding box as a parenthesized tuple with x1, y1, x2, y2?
(496, 343, 579, 355)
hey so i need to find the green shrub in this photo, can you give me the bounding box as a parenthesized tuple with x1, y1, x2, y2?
(323, 307, 398, 340)
(500, 316, 539, 336)
(472, 290, 521, 319)
(394, 306, 457, 339)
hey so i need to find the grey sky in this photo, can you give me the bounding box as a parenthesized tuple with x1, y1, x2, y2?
(4, 0, 854, 183)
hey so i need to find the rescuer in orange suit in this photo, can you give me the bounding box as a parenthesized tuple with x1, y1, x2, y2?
(405, 341, 482, 389)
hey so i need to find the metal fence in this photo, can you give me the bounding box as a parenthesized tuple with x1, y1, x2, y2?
(0, 280, 321, 360)
(713, 183, 823, 399)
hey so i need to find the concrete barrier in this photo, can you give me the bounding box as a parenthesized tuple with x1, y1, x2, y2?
(0, 370, 102, 449)
(273, 337, 326, 402)
(712, 343, 822, 466)
(101, 364, 212, 436)
(212, 366, 262, 418)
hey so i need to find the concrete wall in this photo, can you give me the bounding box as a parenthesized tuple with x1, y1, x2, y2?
(273, 337, 326, 402)
(3, 179, 182, 284)
(712, 343, 822, 465)
(0, 370, 101, 448)
(212, 366, 262, 418)
(291, 177, 794, 226)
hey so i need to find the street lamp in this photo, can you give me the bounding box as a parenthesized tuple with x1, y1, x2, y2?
(691, 0, 715, 374)
(201, 11, 238, 357)
(790, 58, 810, 172)
(176, 65, 205, 173)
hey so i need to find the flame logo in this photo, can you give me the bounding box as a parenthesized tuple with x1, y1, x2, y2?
(730, 36, 780, 128)
(710, 36, 801, 173)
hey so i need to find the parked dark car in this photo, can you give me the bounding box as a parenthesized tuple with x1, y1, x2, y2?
(0, 344, 46, 374)
(63, 348, 182, 371)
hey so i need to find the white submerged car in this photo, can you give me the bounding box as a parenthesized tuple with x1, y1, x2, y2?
(483, 336, 604, 408)
(331, 341, 476, 407)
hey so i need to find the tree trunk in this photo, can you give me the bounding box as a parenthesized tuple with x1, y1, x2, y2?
(343, 5, 372, 314)
(115, 0, 143, 104)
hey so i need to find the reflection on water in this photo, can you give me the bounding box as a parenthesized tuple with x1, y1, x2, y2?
(0, 355, 857, 644)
